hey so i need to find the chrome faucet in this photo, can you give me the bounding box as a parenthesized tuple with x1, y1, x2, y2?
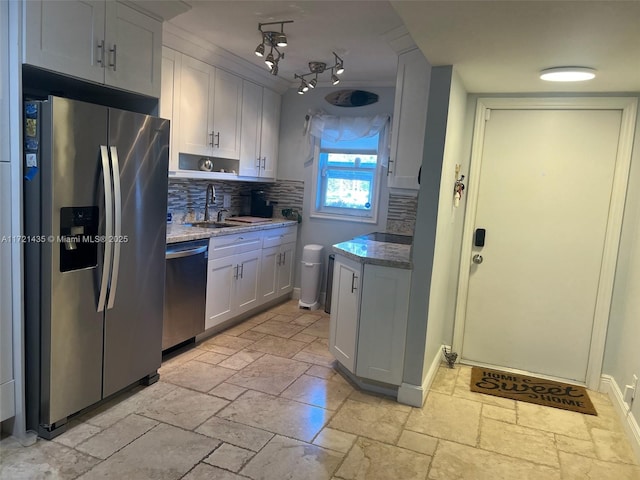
(204, 184, 215, 221)
(217, 208, 228, 222)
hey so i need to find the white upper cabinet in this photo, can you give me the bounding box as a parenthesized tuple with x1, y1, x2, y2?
(1, 0, 9, 163)
(24, 0, 162, 97)
(160, 47, 181, 171)
(239, 80, 281, 179)
(176, 55, 242, 161)
(388, 48, 431, 190)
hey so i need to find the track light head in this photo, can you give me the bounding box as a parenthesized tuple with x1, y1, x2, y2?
(254, 43, 265, 57)
(308, 77, 317, 89)
(265, 52, 275, 69)
(331, 72, 340, 85)
(276, 32, 287, 47)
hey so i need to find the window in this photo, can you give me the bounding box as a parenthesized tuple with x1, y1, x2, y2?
(311, 133, 383, 222)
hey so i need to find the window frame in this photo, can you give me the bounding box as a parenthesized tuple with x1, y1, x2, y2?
(310, 131, 384, 224)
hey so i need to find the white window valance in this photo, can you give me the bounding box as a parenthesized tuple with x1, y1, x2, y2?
(302, 114, 391, 167)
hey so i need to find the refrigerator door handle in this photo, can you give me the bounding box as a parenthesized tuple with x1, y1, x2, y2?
(107, 146, 122, 310)
(98, 145, 114, 312)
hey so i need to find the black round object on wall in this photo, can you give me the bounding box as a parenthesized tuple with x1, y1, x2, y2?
(325, 90, 379, 107)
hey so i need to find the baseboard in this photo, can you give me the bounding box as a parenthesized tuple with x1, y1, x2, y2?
(398, 344, 446, 407)
(599, 374, 640, 463)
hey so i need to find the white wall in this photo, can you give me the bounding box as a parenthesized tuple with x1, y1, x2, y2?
(277, 86, 395, 291)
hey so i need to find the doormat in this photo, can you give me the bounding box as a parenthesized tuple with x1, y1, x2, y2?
(470, 367, 597, 415)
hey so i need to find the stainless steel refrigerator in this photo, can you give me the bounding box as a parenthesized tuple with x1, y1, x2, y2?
(23, 96, 169, 439)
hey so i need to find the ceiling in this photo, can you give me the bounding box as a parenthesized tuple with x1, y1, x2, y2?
(168, 1, 640, 93)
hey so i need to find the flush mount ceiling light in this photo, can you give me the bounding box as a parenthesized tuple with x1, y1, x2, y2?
(295, 52, 345, 95)
(254, 20, 293, 76)
(540, 67, 597, 82)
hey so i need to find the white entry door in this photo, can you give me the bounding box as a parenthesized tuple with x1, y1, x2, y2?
(456, 98, 636, 385)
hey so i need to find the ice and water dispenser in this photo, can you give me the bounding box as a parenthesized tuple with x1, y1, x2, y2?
(59, 206, 99, 272)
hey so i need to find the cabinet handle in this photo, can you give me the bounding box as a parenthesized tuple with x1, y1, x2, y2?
(239, 263, 244, 279)
(96, 40, 105, 67)
(282, 251, 286, 264)
(277, 253, 282, 266)
(386, 158, 394, 176)
(109, 44, 117, 71)
(214, 132, 220, 148)
(209, 132, 214, 147)
(261, 157, 266, 169)
(233, 264, 239, 279)
(256, 157, 261, 169)
(351, 273, 358, 293)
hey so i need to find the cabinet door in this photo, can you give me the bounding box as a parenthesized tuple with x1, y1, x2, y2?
(235, 249, 261, 314)
(356, 265, 410, 385)
(239, 80, 262, 177)
(329, 256, 362, 373)
(259, 88, 281, 179)
(259, 246, 279, 304)
(23, 0, 105, 84)
(388, 48, 430, 190)
(277, 242, 295, 295)
(104, 2, 162, 98)
(0, 163, 14, 421)
(211, 68, 242, 159)
(161, 48, 181, 172)
(178, 55, 215, 157)
(206, 255, 235, 330)
(1, 0, 9, 163)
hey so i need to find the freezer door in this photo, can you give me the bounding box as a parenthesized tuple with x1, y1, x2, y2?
(102, 109, 169, 397)
(30, 97, 107, 427)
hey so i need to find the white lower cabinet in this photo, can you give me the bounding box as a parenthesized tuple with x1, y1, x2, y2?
(206, 225, 297, 331)
(329, 254, 411, 385)
(0, 163, 14, 421)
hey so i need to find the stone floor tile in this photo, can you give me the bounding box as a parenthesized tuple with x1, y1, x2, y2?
(0, 435, 99, 479)
(482, 404, 516, 423)
(194, 351, 229, 366)
(429, 365, 459, 395)
(209, 382, 247, 401)
(218, 349, 265, 370)
(238, 330, 267, 341)
(290, 332, 317, 343)
(292, 339, 335, 366)
(161, 360, 236, 392)
(76, 424, 218, 479)
(140, 386, 228, 430)
(300, 318, 330, 339)
(559, 451, 640, 480)
(243, 311, 276, 325)
(428, 440, 561, 480)
(397, 430, 438, 456)
(269, 313, 296, 323)
(291, 313, 322, 327)
(335, 437, 431, 480)
(251, 319, 306, 338)
(51, 420, 102, 448)
(517, 401, 590, 439)
(555, 433, 597, 458)
(217, 390, 330, 442)
(591, 428, 638, 464)
(182, 463, 248, 480)
(405, 392, 481, 446)
(159, 347, 206, 374)
(306, 365, 338, 380)
(226, 354, 309, 394)
(75, 414, 158, 459)
(312, 427, 357, 453)
(204, 443, 255, 472)
(281, 374, 353, 410)
(583, 394, 627, 433)
(195, 416, 273, 451)
(328, 399, 409, 443)
(250, 334, 307, 358)
(222, 321, 256, 336)
(479, 417, 558, 467)
(241, 435, 343, 480)
(199, 335, 255, 355)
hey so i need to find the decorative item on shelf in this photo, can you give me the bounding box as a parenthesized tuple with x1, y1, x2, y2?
(454, 164, 465, 207)
(282, 208, 302, 223)
(254, 20, 294, 76)
(198, 157, 213, 172)
(295, 52, 345, 95)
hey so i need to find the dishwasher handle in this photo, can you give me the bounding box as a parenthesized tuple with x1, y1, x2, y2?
(166, 245, 207, 260)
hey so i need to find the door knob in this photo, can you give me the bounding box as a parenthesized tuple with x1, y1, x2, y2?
(472, 254, 483, 264)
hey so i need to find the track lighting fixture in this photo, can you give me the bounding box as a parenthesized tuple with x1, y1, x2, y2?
(294, 52, 345, 95)
(253, 20, 293, 76)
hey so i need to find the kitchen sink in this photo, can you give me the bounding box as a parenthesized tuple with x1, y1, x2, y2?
(186, 221, 237, 229)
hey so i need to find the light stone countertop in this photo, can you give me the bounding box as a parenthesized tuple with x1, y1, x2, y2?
(167, 219, 298, 244)
(333, 237, 412, 269)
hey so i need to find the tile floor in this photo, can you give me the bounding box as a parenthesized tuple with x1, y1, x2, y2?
(1, 299, 639, 479)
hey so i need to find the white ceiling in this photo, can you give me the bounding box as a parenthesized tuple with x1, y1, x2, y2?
(169, 1, 640, 93)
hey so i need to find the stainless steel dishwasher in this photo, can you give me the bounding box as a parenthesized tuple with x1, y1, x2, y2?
(163, 239, 208, 351)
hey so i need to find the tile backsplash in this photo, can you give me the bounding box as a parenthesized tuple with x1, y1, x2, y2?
(386, 194, 418, 235)
(167, 178, 304, 224)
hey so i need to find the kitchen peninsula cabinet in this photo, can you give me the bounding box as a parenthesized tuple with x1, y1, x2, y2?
(329, 241, 411, 386)
(205, 231, 262, 329)
(178, 55, 242, 160)
(239, 82, 281, 179)
(388, 47, 431, 191)
(24, 1, 162, 98)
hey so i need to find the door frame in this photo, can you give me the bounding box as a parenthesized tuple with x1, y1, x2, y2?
(452, 97, 638, 389)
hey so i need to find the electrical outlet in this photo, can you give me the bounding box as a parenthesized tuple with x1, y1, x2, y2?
(623, 374, 638, 407)
(223, 194, 231, 208)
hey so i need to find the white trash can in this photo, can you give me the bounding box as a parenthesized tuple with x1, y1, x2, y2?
(299, 244, 324, 311)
